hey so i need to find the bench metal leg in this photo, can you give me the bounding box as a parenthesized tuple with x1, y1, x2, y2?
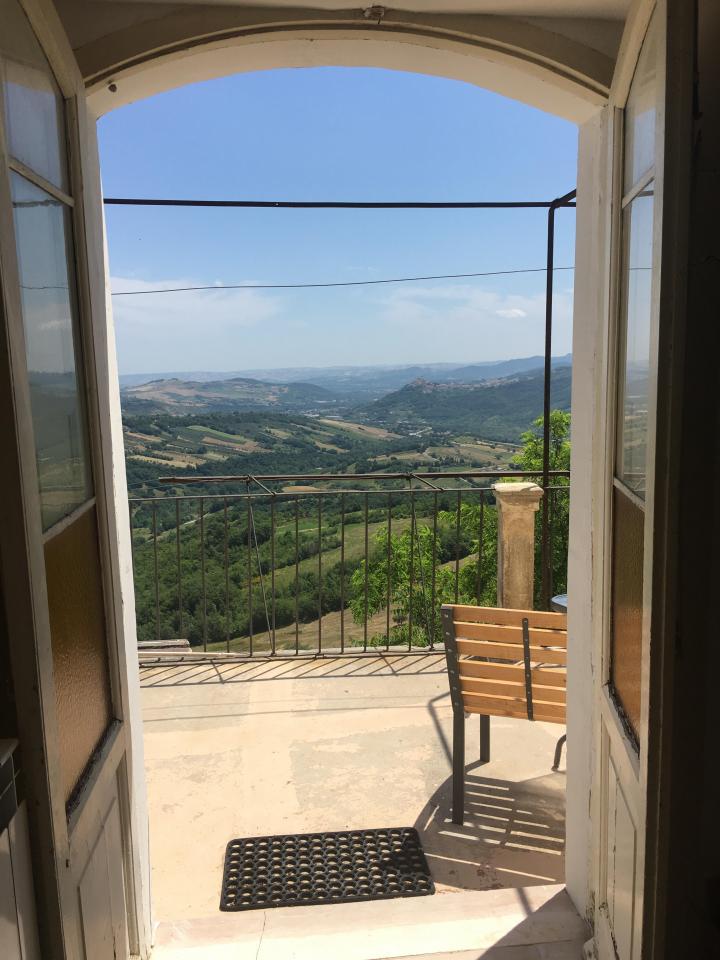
(452, 709, 465, 825)
(552, 733, 567, 771)
(480, 714, 490, 763)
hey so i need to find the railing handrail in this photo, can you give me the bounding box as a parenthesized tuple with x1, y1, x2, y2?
(129, 469, 570, 503)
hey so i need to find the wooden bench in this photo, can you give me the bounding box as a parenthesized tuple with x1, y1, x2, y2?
(440, 603, 568, 825)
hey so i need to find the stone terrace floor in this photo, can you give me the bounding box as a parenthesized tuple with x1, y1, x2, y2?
(140, 654, 584, 959)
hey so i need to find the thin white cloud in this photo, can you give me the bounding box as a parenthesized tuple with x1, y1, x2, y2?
(110, 276, 284, 372)
(373, 283, 573, 361)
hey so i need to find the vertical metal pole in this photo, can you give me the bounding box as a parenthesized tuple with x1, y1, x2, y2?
(541, 201, 556, 611)
(540, 189, 575, 609)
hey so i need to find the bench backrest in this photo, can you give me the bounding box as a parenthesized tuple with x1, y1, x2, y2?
(441, 604, 567, 724)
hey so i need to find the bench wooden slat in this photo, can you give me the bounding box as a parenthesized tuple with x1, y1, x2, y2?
(457, 660, 567, 688)
(459, 676, 566, 704)
(449, 604, 566, 630)
(462, 693, 566, 723)
(453, 620, 568, 648)
(456, 637, 567, 666)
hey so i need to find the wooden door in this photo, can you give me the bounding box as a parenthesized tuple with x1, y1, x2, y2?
(593, 5, 664, 958)
(0, 0, 149, 956)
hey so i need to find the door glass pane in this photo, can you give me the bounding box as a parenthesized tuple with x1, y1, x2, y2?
(0, 0, 68, 190)
(617, 184, 654, 499)
(11, 172, 92, 530)
(623, 11, 657, 190)
(611, 486, 644, 742)
(44, 505, 112, 804)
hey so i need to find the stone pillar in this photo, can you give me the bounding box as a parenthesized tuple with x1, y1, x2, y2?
(493, 482, 544, 610)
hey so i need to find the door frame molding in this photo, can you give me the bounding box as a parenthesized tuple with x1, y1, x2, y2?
(589, 0, 696, 956)
(0, 0, 151, 956)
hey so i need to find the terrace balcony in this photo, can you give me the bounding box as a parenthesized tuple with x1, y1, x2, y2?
(132, 472, 585, 959)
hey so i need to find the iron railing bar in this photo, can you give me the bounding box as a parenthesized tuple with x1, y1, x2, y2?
(476, 492, 485, 604)
(549, 487, 556, 603)
(270, 498, 276, 655)
(318, 499, 322, 655)
(410, 473, 442, 491)
(455, 490, 462, 603)
(249, 475, 275, 496)
(364, 493, 369, 652)
(200, 498, 207, 652)
(152, 503, 160, 644)
(430, 492, 438, 650)
(224, 498, 230, 653)
(249, 502, 273, 645)
(175, 500, 183, 637)
(340, 494, 345, 654)
(408, 488, 415, 652)
(386, 494, 392, 651)
(154, 469, 569, 488)
(295, 500, 300, 656)
(413, 499, 432, 646)
(247, 491, 253, 657)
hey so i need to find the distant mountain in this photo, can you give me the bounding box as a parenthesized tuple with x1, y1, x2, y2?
(120, 376, 342, 415)
(358, 366, 572, 442)
(118, 354, 572, 402)
(442, 354, 571, 383)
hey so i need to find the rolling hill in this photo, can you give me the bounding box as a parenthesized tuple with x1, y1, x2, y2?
(120, 376, 342, 415)
(358, 366, 572, 442)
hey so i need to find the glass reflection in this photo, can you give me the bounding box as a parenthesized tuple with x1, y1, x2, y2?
(11, 172, 91, 529)
(623, 11, 657, 191)
(618, 185, 654, 498)
(0, 0, 67, 189)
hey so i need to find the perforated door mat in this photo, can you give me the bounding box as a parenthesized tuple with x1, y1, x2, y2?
(220, 827, 434, 911)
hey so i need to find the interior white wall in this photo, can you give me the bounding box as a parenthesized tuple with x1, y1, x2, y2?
(79, 11, 614, 938)
(565, 106, 609, 918)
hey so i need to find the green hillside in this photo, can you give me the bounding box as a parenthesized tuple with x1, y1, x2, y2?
(121, 376, 343, 415)
(358, 366, 572, 442)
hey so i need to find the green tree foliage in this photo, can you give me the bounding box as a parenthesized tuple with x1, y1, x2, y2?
(129, 410, 571, 649)
(517, 409, 571, 605)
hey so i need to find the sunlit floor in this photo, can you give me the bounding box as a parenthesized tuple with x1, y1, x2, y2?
(140, 655, 585, 959)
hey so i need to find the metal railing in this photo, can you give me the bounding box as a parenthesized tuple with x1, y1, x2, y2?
(129, 471, 569, 658)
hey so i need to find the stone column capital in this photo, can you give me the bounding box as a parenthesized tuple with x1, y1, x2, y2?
(492, 481, 544, 509)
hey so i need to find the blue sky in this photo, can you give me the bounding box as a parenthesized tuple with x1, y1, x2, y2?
(98, 67, 578, 375)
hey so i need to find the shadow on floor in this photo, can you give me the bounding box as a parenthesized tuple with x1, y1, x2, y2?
(139, 653, 447, 687)
(415, 767, 566, 892)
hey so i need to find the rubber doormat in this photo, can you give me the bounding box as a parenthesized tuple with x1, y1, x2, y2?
(220, 827, 434, 911)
